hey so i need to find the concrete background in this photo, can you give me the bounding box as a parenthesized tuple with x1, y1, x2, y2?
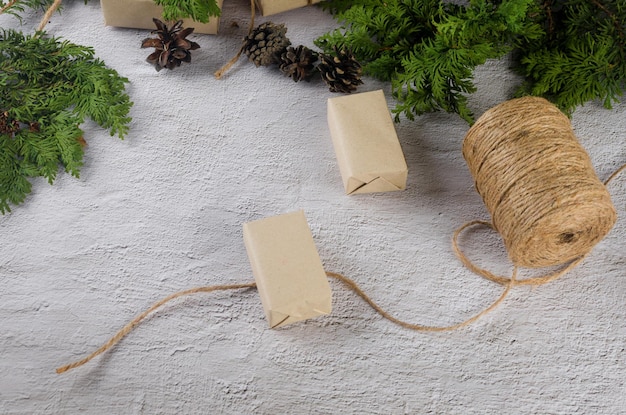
(1, 1, 625, 413)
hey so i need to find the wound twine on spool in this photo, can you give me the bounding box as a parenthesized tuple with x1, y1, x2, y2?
(55, 97, 624, 374)
(456, 96, 618, 286)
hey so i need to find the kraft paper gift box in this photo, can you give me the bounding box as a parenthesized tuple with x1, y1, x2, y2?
(254, 0, 322, 16)
(100, 0, 223, 34)
(327, 89, 408, 195)
(243, 210, 332, 328)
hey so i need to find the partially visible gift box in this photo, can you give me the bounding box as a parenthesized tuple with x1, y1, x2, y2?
(100, 0, 223, 34)
(327, 89, 408, 195)
(243, 210, 332, 328)
(254, 0, 322, 16)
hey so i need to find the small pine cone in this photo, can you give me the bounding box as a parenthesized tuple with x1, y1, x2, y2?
(318, 47, 363, 93)
(243, 22, 291, 67)
(279, 45, 319, 82)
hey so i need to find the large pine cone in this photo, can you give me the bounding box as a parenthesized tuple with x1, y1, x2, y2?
(141, 19, 200, 71)
(279, 45, 319, 82)
(318, 47, 363, 93)
(243, 22, 291, 67)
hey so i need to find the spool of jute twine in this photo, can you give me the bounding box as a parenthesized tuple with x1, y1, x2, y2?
(55, 97, 624, 374)
(462, 96, 617, 269)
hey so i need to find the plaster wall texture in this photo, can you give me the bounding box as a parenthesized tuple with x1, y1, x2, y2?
(1, 1, 625, 414)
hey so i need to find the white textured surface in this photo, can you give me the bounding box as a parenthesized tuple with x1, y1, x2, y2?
(1, 1, 625, 414)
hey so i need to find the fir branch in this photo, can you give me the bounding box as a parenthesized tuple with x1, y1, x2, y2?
(589, 0, 624, 54)
(0, 0, 19, 14)
(318, 0, 543, 123)
(0, 29, 132, 213)
(153, 0, 221, 23)
(319, 0, 626, 123)
(0, 0, 56, 22)
(516, 0, 626, 114)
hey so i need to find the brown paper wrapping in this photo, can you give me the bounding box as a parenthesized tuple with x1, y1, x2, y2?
(254, 0, 322, 16)
(327, 89, 408, 195)
(100, 0, 222, 34)
(243, 210, 332, 328)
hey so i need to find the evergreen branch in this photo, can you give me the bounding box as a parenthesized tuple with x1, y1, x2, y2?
(0, 0, 19, 14)
(319, 0, 544, 123)
(0, 0, 56, 22)
(518, 32, 624, 113)
(153, 0, 221, 23)
(516, 0, 625, 112)
(589, 0, 625, 54)
(0, 30, 132, 213)
(319, 0, 626, 123)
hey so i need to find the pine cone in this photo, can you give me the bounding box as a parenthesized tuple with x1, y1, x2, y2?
(141, 19, 200, 71)
(243, 22, 291, 67)
(279, 45, 318, 82)
(318, 48, 363, 93)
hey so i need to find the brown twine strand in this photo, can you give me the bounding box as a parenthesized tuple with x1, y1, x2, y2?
(451, 220, 585, 287)
(605, 163, 626, 186)
(214, 0, 256, 79)
(0, 0, 19, 15)
(55, 282, 257, 374)
(326, 271, 515, 332)
(451, 155, 623, 308)
(56, 97, 625, 374)
(56, 269, 516, 374)
(36, 0, 62, 32)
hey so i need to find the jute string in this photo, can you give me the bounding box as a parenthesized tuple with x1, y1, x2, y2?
(56, 97, 624, 374)
(214, 0, 256, 79)
(34, 0, 62, 32)
(56, 283, 257, 374)
(56, 270, 516, 374)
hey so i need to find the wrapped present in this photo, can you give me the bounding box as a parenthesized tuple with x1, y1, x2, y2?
(254, 0, 322, 16)
(243, 210, 332, 328)
(327, 89, 408, 195)
(100, 0, 222, 34)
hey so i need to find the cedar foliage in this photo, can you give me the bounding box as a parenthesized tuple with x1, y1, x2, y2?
(0, 2, 132, 213)
(0, 0, 56, 22)
(154, 0, 221, 23)
(316, 0, 626, 123)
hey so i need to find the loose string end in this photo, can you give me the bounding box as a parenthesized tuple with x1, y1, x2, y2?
(56, 282, 256, 374)
(214, 0, 256, 80)
(214, 46, 244, 80)
(605, 163, 626, 186)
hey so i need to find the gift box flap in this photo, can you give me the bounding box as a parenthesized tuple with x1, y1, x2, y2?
(268, 298, 332, 328)
(348, 172, 407, 195)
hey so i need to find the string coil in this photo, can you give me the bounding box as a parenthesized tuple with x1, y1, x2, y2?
(462, 96, 617, 268)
